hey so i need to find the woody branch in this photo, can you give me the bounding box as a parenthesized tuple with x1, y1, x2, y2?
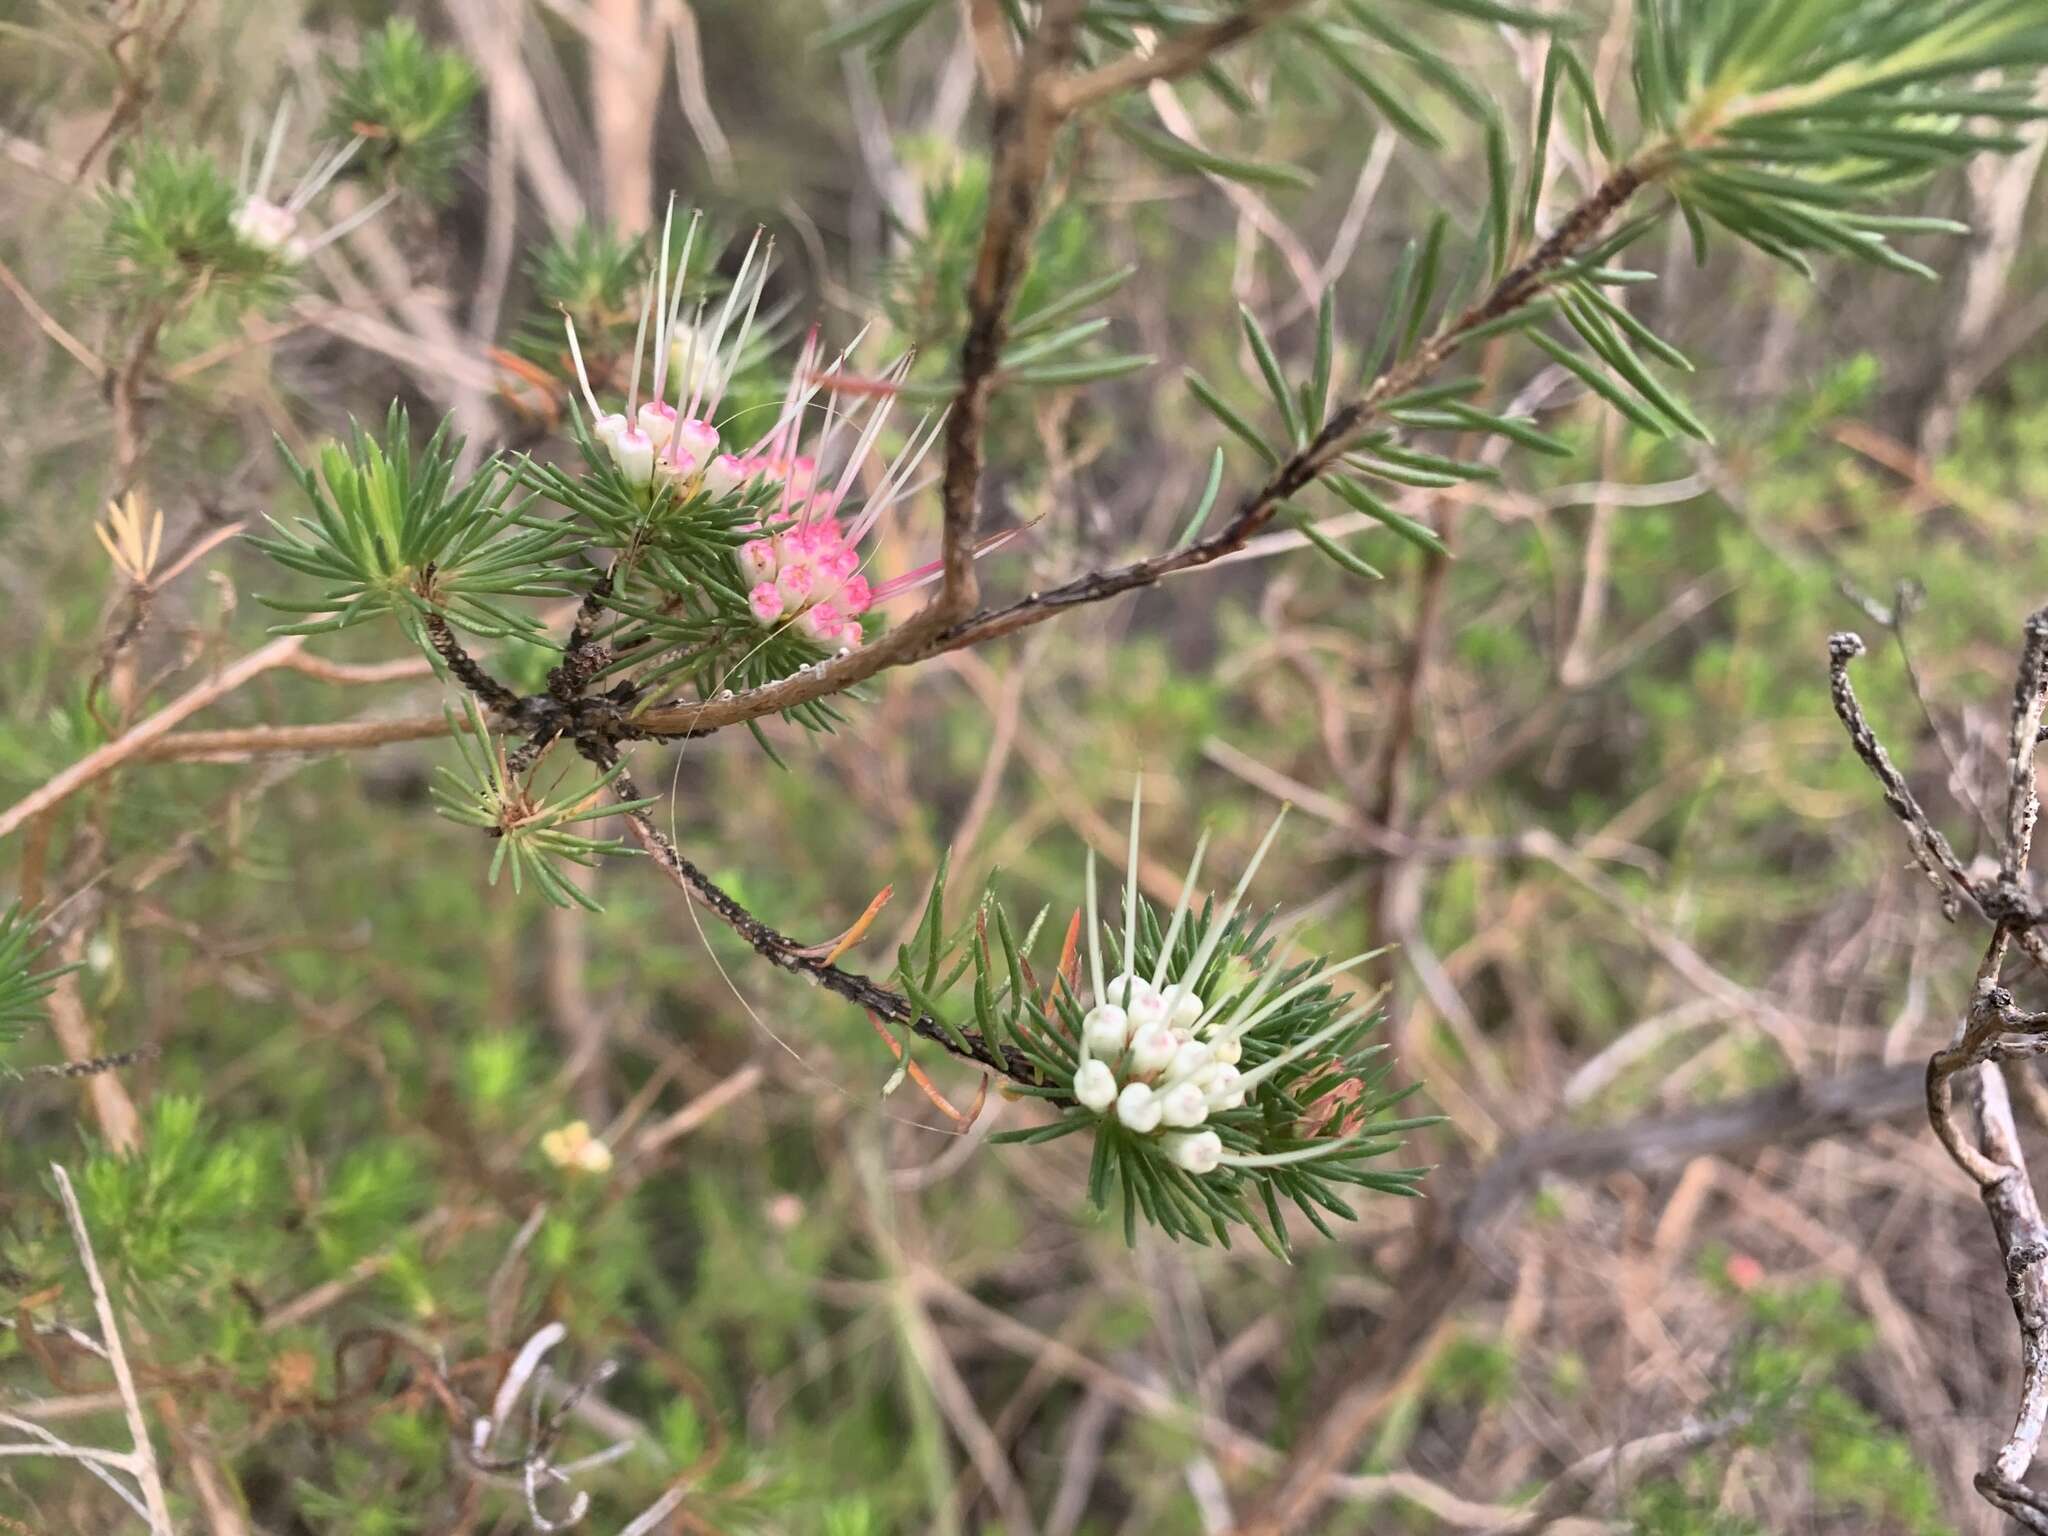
(1830, 609, 2048, 1531)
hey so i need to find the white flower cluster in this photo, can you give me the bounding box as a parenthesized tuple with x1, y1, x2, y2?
(1072, 970, 1243, 1174)
(1066, 788, 1379, 1178)
(564, 203, 771, 495)
(231, 101, 394, 265)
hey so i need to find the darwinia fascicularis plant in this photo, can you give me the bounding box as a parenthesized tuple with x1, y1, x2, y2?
(12, 3, 2048, 1531)
(15, 0, 2048, 1247)
(6, 4, 2048, 1522)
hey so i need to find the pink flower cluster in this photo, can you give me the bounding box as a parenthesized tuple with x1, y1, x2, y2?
(564, 197, 1026, 656)
(736, 491, 872, 650)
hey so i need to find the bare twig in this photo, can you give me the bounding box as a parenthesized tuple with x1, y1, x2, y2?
(935, 0, 1086, 613)
(46, 1165, 173, 1534)
(1830, 608, 2048, 1528)
(1051, 0, 1313, 114)
(0, 254, 109, 379)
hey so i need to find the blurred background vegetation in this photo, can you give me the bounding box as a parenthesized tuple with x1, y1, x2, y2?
(5, 0, 2048, 1532)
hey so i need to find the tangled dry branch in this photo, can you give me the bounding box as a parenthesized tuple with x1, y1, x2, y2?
(1830, 609, 2048, 1529)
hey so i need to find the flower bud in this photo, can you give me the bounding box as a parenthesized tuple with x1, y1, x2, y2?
(1073, 1059, 1118, 1112)
(837, 618, 865, 650)
(1210, 1038, 1242, 1067)
(748, 582, 784, 625)
(673, 417, 719, 472)
(541, 1120, 614, 1175)
(1103, 973, 1136, 1008)
(1127, 983, 1171, 1031)
(1128, 1022, 1179, 1076)
(1115, 1081, 1162, 1134)
(1082, 1003, 1130, 1056)
(739, 539, 779, 584)
(1158, 1081, 1209, 1129)
(776, 563, 815, 610)
(705, 454, 752, 498)
(1166, 986, 1206, 1029)
(611, 426, 655, 486)
(592, 412, 628, 450)
(1166, 1039, 1214, 1085)
(637, 400, 677, 450)
(233, 197, 297, 252)
(798, 602, 843, 644)
(1163, 1130, 1223, 1174)
(1204, 1065, 1245, 1111)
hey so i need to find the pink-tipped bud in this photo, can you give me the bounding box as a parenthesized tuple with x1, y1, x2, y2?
(1167, 1040, 1214, 1085)
(836, 574, 873, 616)
(775, 563, 814, 610)
(748, 582, 785, 625)
(738, 539, 779, 584)
(797, 520, 844, 554)
(1073, 1059, 1118, 1112)
(637, 400, 677, 450)
(1158, 1081, 1210, 1129)
(1128, 1023, 1178, 1077)
(837, 618, 865, 650)
(798, 602, 842, 644)
(233, 197, 298, 253)
(1127, 984, 1171, 1032)
(1204, 1065, 1244, 1111)
(611, 427, 655, 487)
(705, 454, 752, 499)
(673, 417, 719, 471)
(1164, 1130, 1223, 1174)
(592, 412, 628, 449)
(1082, 1004, 1130, 1056)
(1115, 1081, 1162, 1134)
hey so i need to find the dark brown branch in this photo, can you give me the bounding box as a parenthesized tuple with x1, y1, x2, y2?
(936, 0, 1086, 613)
(596, 753, 1048, 1088)
(423, 611, 521, 714)
(547, 566, 617, 704)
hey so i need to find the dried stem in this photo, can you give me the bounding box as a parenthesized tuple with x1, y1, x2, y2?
(49, 1164, 173, 1534)
(1830, 607, 2048, 1527)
